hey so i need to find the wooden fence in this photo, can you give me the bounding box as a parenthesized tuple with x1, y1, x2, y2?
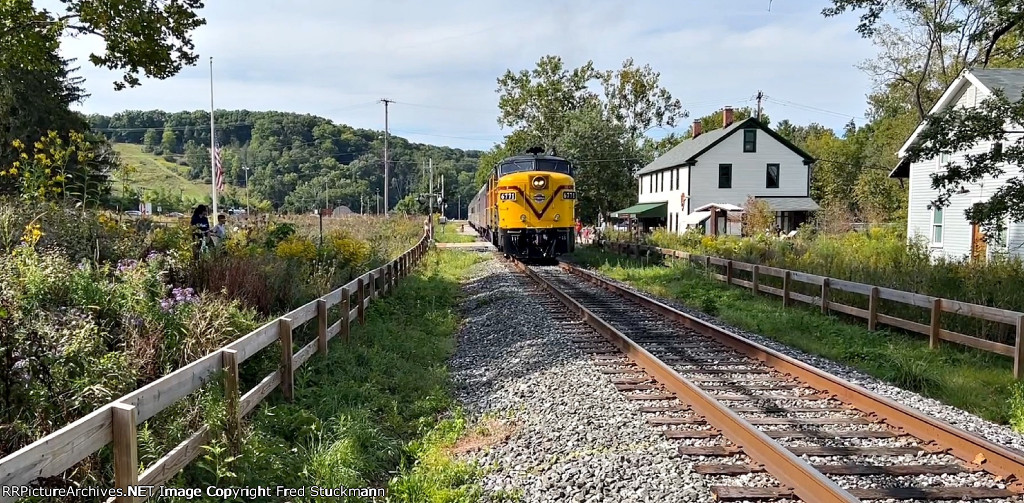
(606, 241, 1024, 379)
(0, 221, 434, 503)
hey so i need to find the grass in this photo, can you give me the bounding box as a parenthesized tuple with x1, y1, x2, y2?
(164, 249, 513, 502)
(433, 224, 478, 244)
(113, 143, 211, 200)
(567, 247, 1022, 426)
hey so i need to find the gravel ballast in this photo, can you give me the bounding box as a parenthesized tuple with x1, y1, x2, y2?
(571, 259, 1024, 455)
(448, 254, 716, 502)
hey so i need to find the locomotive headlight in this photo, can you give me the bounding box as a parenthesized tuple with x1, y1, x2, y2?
(520, 214, 527, 222)
(554, 214, 561, 222)
(531, 176, 548, 190)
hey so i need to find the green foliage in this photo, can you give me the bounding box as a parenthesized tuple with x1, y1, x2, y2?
(632, 226, 1024, 347)
(169, 250, 492, 500)
(492, 55, 686, 223)
(4, 0, 208, 91)
(89, 110, 484, 217)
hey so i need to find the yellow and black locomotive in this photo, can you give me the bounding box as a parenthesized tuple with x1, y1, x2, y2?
(468, 148, 576, 260)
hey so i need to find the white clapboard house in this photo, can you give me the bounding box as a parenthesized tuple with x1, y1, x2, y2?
(889, 68, 1024, 261)
(612, 106, 819, 235)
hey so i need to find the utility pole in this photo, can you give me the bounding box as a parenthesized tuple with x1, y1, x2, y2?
(756, 90, 764, 121)
(380, 98, 393, 216)
(243, 166, 249, 214)
(428, 158, 433, 218)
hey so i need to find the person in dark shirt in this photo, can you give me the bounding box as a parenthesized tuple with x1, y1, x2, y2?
(190, 204, 211, 254)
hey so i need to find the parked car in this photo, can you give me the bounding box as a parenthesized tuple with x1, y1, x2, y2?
(125, 210, 142, 217)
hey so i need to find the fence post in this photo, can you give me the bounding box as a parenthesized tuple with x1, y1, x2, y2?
(1016, 315, 1024, 380)
(820, 278, 830, 315)
(704, 256, 711, 278)
(111, 403, 138, 503)
(783, 271, 791, 307)
(341, 287, 351, 342)
(752, 265, 759, 295)
(930, 298, 942, 350)
(317, 298, 328, 354)
(868, 287, 879, 331)
(222, 349, 240, 454)
(726, 260, 733, 286)
(357, 277, 366, 325)
(279, 317, 294, 401)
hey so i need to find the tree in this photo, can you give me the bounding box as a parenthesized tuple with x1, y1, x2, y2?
(557, 103, 635, 224)
(393, 194, 422, 215)
(600, 58, 687, 143)
(902, 91, 1024, 239)
(826, 0, 1024, 236)
(824, 0, 1024, 67)
(742, 196, 776, 236)
(2, 0, 207, 90)
(496, 55, 598, 152)
(161, 127, 177, 155)
(492, 56, 685, 222)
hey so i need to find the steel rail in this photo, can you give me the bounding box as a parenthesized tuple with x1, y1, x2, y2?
(562, 261, 1024, 489)
(512, 261, 860, 503)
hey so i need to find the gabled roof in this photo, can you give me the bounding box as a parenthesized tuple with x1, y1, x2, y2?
(636, 117, 815, 176)
(892, 67, 1024, 178)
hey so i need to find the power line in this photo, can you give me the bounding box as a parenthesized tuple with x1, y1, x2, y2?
(763, 95, 866, 121)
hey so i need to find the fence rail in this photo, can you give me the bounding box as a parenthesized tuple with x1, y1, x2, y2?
(0, 221, 433, 503)
(605, 241, 1024, 379)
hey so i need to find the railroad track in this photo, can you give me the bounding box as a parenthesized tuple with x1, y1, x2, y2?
(508, 258, 1024, 502)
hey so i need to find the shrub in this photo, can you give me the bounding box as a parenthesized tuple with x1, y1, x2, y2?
(275, 235, 318, 262)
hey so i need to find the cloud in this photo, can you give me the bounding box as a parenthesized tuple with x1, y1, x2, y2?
(55, 0, 878, 150)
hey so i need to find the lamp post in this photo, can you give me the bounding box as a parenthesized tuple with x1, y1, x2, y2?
(243, 165, 250, 214)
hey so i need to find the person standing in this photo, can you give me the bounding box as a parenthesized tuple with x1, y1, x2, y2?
(190, 204, 211, 254)
(212, 213, 228, 246)
(575, 218, 582, 244)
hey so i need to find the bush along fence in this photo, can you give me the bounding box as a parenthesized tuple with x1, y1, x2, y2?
(0, 220, 434, 503)
(604, 241, 1024, 380)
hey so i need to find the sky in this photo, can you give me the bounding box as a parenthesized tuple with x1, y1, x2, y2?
(50, 0, 880, 152)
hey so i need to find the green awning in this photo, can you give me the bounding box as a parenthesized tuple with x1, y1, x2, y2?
(610, 202, 667, 219)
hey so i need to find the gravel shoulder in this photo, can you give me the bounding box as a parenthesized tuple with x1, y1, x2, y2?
(448, 254, 710, 502)
(568, 259, 1024, 456)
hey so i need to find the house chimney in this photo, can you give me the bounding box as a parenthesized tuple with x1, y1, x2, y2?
(723, 106, 734, 127)
(692, 120, 702, 138)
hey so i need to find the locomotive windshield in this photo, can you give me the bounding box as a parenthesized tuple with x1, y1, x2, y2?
(498, 158, 572, 176)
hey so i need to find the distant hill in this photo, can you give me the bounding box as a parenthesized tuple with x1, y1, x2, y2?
(113, 143, 211, 202)
(89, 110, 487, 217)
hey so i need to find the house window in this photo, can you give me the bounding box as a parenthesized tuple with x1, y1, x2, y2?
(648, 175, 652, 193)
(993, 142, 1003, 157)
(766, 163, 780, 189)
(939, 152, 950, 169)
(676, 168, 680, 190)
(719, 164, 732, 188)
(743, 129, 756, 152)
(669, 169, 674, 191)
(660, 172, 665, 192)
(932, 207, 944, 245)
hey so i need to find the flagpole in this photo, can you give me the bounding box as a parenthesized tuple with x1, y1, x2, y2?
(209, 56, 218, 221)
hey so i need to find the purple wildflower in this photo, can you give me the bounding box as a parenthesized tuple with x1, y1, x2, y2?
(146, 251, 160, 261)
(116, 259, 139, 273)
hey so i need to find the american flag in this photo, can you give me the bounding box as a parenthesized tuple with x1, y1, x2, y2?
(213, 144, 224, 191)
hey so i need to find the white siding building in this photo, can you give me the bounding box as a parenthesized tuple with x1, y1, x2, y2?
(613, 107, 819, 235)
(890, 68, 1024, 261)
